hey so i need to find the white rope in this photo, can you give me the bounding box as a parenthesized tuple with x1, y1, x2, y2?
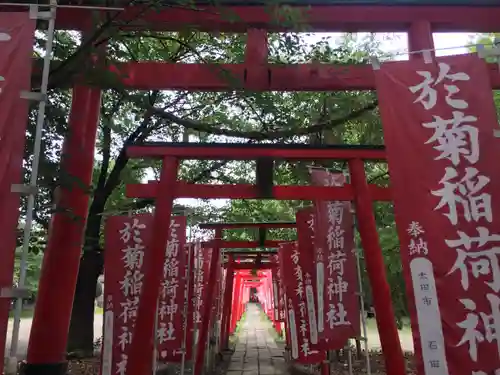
(379, 41, 495, 61)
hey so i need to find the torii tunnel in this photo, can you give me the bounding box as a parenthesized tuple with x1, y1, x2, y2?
(1, 2, 499, 375)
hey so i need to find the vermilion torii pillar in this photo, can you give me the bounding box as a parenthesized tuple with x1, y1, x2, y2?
(24, 86, 102, 375)
(124, 142, 405, 375)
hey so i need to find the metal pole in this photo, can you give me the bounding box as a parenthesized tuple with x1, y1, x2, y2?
(152, 298, 159, 375)
(347, 341, 353, 375)
(8, 0, 57, 368)
(355, 246, 371, 375)
(180, 242, 194, 375)
(192, 241, 202, 364)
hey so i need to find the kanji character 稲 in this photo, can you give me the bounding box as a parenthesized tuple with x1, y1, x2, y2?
(164, 258, 180, 278)
(423, 111, 479, 166)
(120, 269, 144, 297)
(409, 62, 470, 110)
(432, 167, 491, 225)
(327, 226, 345, 250)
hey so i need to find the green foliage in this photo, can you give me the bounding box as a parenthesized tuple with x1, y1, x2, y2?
(13, 247, 43, 293)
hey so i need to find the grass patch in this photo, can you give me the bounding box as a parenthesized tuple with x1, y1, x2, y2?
(365, 317, 411, 333)
(8, 309, 34, 319)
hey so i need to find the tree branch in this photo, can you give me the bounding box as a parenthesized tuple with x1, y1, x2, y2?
(44, 1, 159, 88)
(96, 93, 126, 192)
(151, 101, 378, 141)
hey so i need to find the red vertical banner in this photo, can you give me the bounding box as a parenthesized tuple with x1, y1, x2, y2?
(278, 248, 292, 349)
(157, 216, 187, 361)
(183, 242, 196, 361)
(311, 170, 360, 349)
(103, 214, 188, 375)
(375, 54, 500, 375)
(104, 214, 152, 375)
(295, 208, 319, 347)
(191, 245, 213, 348)
(271, 255, 285, 322)
(0, 13, 35, 366)
(279, 241, 324, 364)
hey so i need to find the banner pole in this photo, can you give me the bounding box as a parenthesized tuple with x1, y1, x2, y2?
(348, 159, 405, 375)
(180, 242, 194, 375)
(355, 246, 371, 375)
(152, 298, 159, 374)
(7, 1, 57, 372)
(348, 190, 371, 375)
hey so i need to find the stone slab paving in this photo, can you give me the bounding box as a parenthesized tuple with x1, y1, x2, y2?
(226, 304, 285, 375)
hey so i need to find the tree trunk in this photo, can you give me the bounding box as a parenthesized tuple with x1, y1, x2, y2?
(66, 250, 103, 357)
(66, 186, 107, 355)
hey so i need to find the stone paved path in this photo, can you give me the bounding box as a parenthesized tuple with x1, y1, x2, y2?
(226, 303, 285, 375)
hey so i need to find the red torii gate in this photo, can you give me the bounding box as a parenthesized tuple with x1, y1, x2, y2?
(15, 3, 500, 375)
(191, 235, 284, 372)
(198, 221, 296, 351)
(119, 142, 400, 375)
